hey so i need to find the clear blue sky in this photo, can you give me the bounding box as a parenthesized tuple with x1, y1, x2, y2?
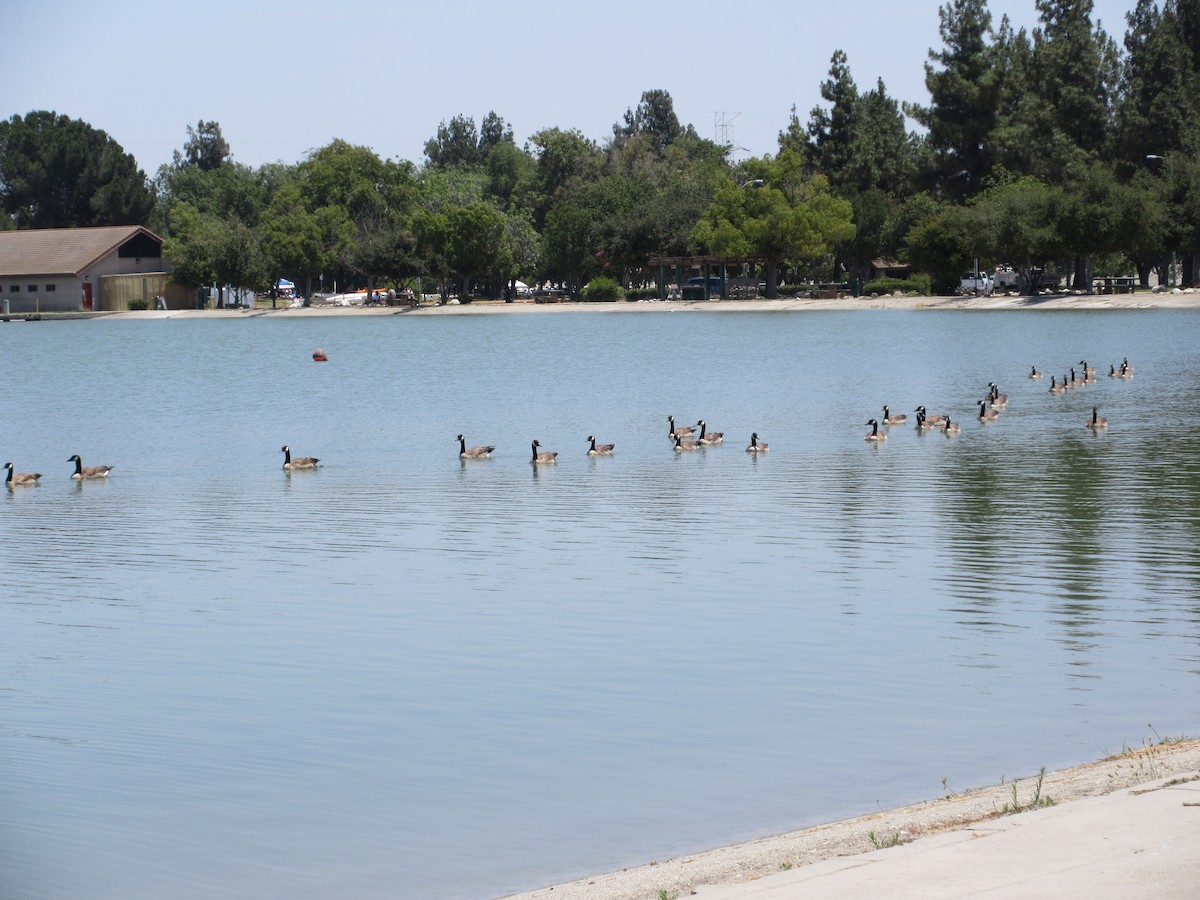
(3, 0, 1133, 176)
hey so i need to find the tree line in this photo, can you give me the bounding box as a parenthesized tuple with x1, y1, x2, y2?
(1, 0, 1198, 299)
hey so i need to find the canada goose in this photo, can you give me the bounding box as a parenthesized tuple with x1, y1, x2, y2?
(1049, 376, 1066, 393)
(673, 433, 701, 452)
(531, 440, 557, 464)
(1029, 366, 1043, 379)
(745, 433, 768, 453)
(457, 434, 494, 459)
(977, 400, 1000, 422)
(281, 445, 320, 470)
(915, 410, 939, 431)
(882, 405, 907, 425)
(1108, 364, 1119, 377)
(915, 405, 947, 426)
(4, 462, 41, 486)
(667, 416, 695, 439)
(67, 454, 113, 479)
(864, 419, 886, 442)
(586, 435, 615, 456)
(942, 415, 961, 434)
(1122, 357, 1134, 374)
(1068, 368, 1083, 388)
(988, 383, 1008, 408)
(696, 420, 724, 444)
(1063, 371, 1078, 389)
(1080, 360, 1097, 383)
(1086, 407, 1108, 429)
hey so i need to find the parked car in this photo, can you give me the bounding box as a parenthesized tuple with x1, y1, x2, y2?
(681, 275, 724, 300)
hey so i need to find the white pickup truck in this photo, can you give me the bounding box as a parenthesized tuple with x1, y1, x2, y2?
(959, 271, 993, 294)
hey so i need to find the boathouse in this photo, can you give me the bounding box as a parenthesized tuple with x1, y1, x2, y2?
(0, 225, 173, 313)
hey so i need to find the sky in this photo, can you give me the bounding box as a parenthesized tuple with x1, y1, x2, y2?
(3, 0, 1135, 177)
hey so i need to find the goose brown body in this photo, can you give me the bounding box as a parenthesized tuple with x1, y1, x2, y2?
(696, 420, 724, 444)
(281, 445, 320, 470)
(531, 440, 557, 464)
(68, 454, 113, 479)
(667, 416, 695, 439)
(745, 433, 768, 453)
(4, 463, 41, 485)
(457, 435, 494, 459)
(586, 435, 615, 456)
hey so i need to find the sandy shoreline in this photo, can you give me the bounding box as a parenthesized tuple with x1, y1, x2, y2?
(82, 288, 1200, 319)
(505, 738, 1200, 899)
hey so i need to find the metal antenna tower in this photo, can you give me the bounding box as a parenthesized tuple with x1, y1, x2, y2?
(715, 112, 741, 149)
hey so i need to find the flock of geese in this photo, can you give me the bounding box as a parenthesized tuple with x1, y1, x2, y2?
(4, 456, 114, 486)
(861, 356, 1131, 443)
(449, 418, 769, 468)
(5, 357, 1134, 485)
(279, 420, 768, 473)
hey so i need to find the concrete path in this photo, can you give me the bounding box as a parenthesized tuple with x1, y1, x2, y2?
(694, 776, 1200, 899)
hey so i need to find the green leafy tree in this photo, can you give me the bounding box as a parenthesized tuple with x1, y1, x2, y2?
(260, 179, 324, 301)
(424, 114, 482, 168)
(297, 140, 417, 292)
(692, 151, 855, 297)
(541, 195, 598, 291)
(972, 176, 1069, 291)
(904, 201, 979, 291)
(528, 128, 602, 229)
(173, 120, 232, 171)
(0, 111, 153, 227)
(153, 160, 271, 230)
(613, 89, 684, 155)
(485, 140, 536, 212)
(446, 201, 509, 299)
(478, 111, 515, 157)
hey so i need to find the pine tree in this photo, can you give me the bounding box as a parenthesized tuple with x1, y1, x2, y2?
(909, 0, 1000, 199)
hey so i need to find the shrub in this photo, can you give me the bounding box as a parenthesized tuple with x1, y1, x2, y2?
(128, 298, 150, 310)
(625, 287, 660, 301)
(863, 274, 931, 296)
(580, 276, 623, 302)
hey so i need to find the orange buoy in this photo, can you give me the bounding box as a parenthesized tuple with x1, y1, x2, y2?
(312, 348, 328, 362)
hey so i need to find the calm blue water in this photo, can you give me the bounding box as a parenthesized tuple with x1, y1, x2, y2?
(2, 309, 1198, 899)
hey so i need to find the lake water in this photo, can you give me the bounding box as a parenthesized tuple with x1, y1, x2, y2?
(2, 309, 1198, 899)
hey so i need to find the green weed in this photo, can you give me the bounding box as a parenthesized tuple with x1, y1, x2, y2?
(999, 767, 1055, 815)
(868, 829, 906, 849)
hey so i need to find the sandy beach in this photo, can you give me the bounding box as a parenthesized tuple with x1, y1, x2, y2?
(506, 738, 1200, 899)
(94, 288, 1200, 319)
